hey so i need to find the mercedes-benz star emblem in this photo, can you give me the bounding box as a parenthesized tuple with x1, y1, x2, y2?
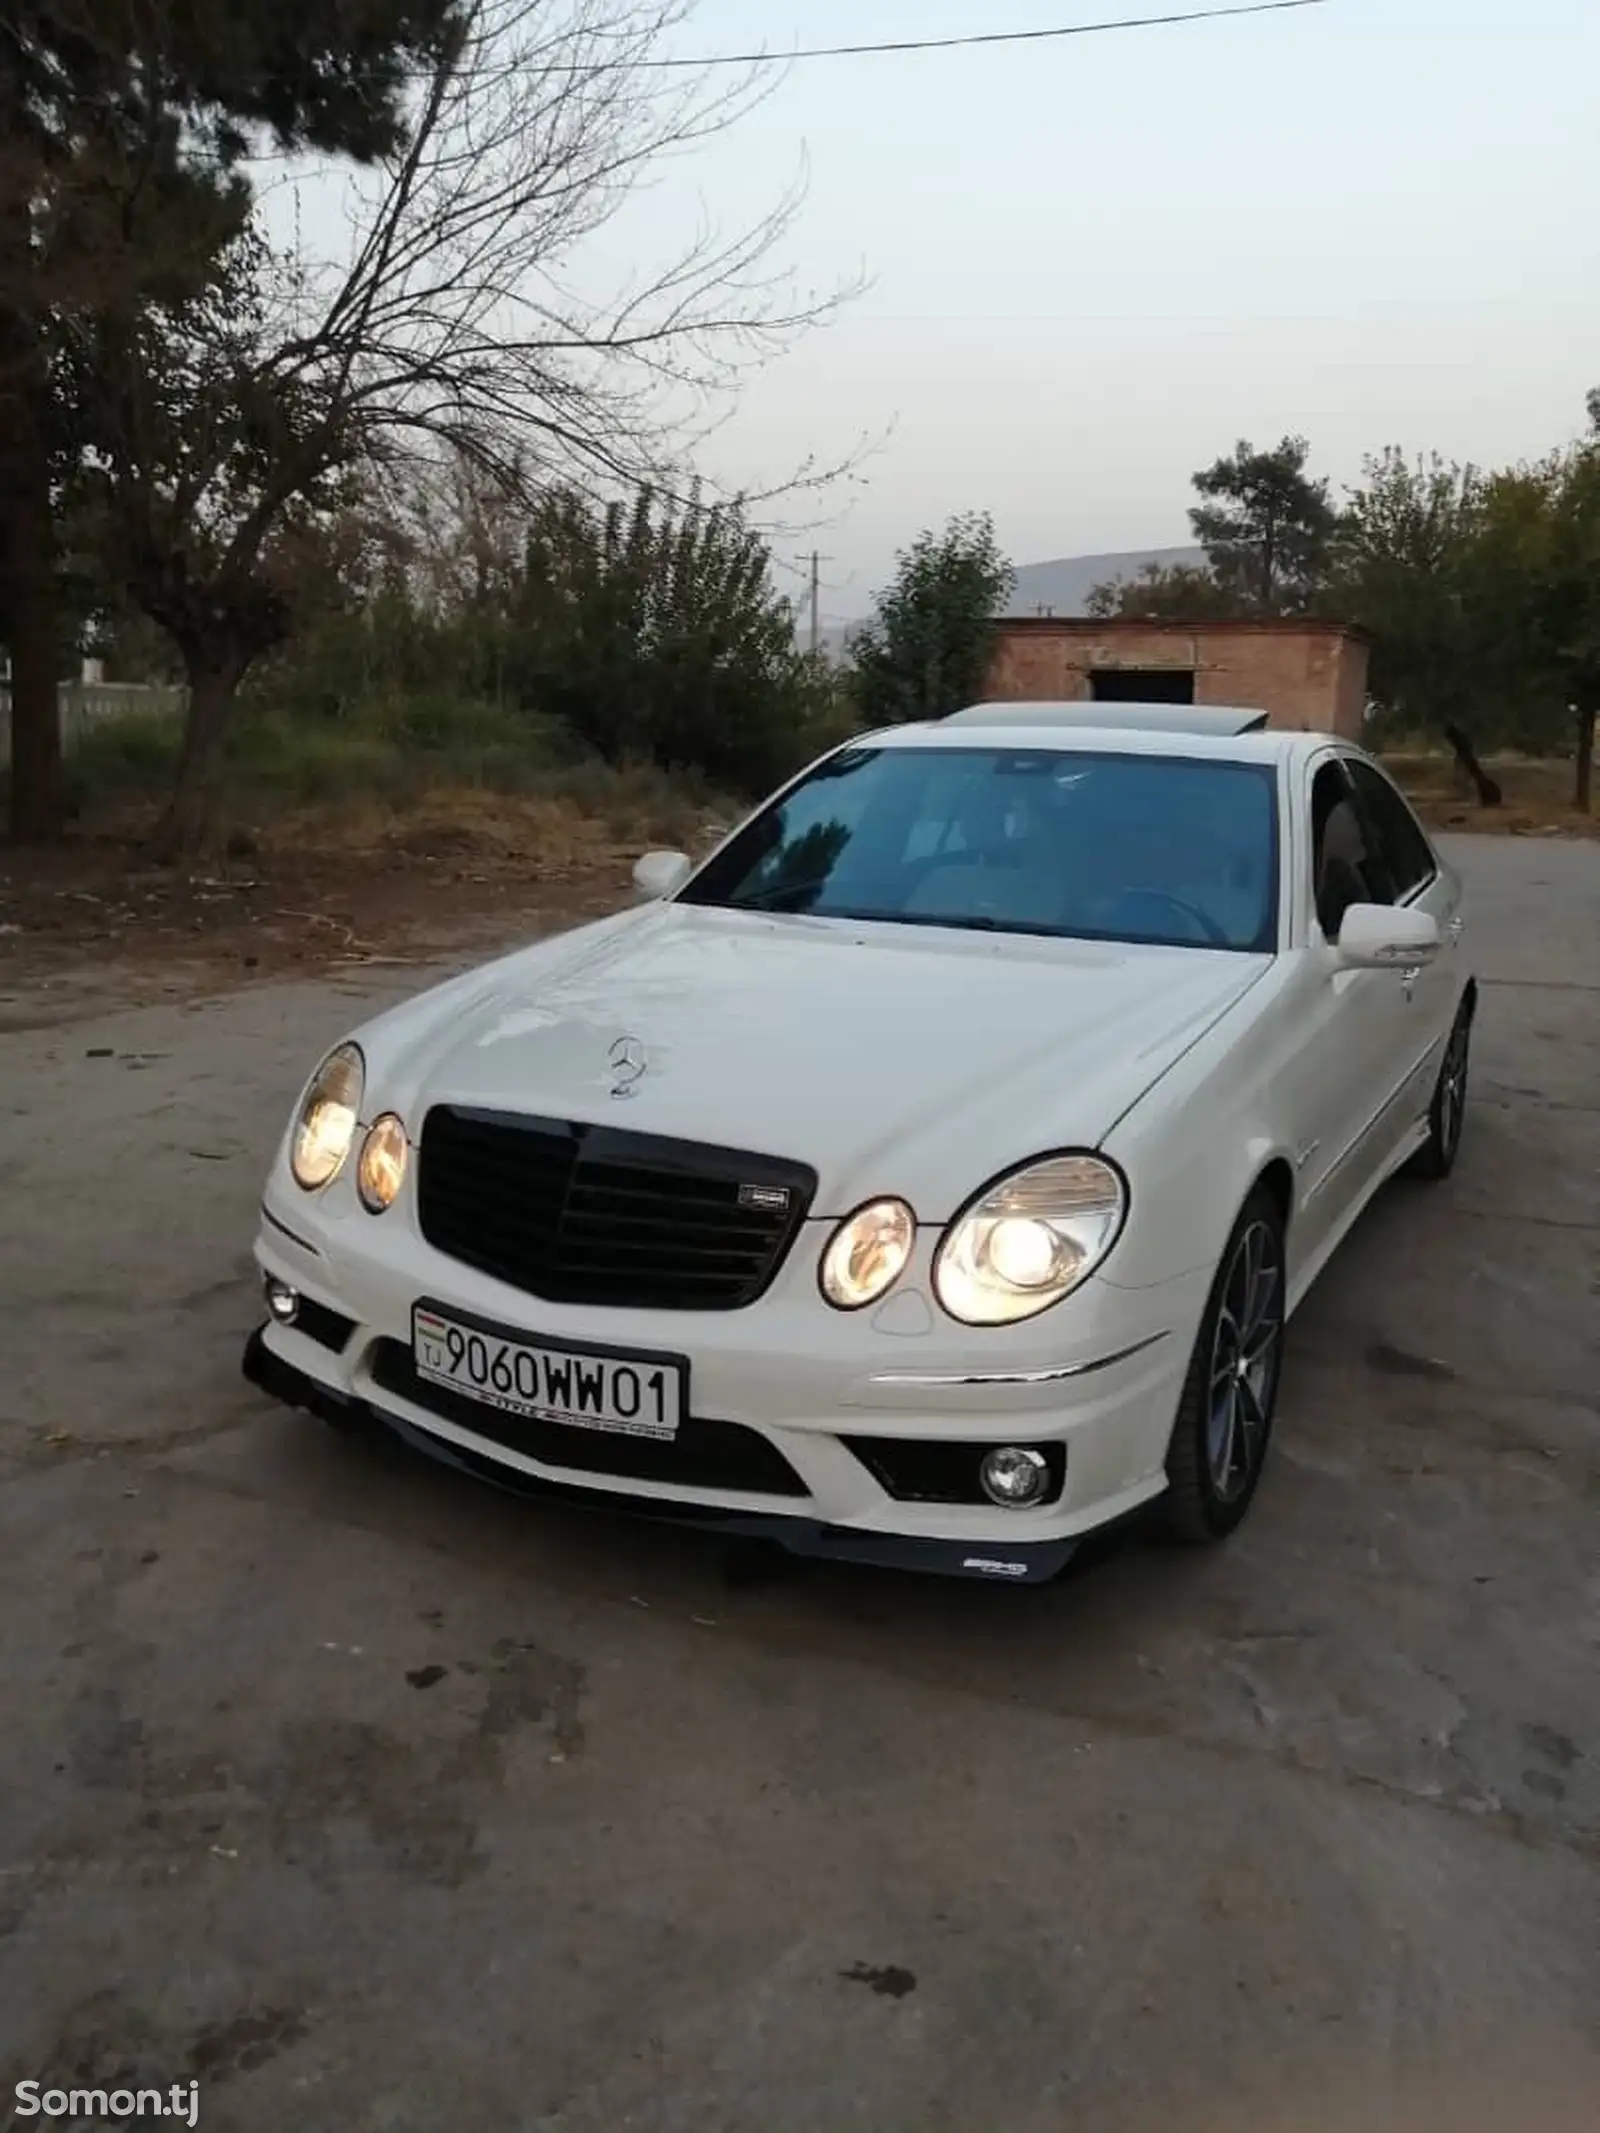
(607, 1034, 648, 1100)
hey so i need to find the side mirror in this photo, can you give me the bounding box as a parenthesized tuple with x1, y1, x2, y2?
(632, 849, 693, 903)
(1335, 902, 1441, 970)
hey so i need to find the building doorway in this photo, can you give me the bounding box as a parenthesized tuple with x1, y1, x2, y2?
(1089, 668, 1195, 705)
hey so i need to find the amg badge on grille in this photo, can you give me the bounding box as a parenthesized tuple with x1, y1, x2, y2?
(738, 1183, 792, 1214)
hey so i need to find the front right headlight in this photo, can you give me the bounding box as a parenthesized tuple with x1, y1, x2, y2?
(290, 1042, 365, 1191)
(356, 1112, 408, 1213)
(933, 1153, 1127, 1326)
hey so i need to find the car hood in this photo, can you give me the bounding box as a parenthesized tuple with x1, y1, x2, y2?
(364, 903, 1267, 1218)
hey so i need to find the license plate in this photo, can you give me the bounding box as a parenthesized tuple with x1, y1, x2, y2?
(411, 1304, 685, 1442)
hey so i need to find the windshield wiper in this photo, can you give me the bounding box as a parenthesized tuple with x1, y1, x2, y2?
(868, 911, 1022, 934)
(723, 897, 1041, 937)
(730, 878, 837, 909)
(809, 907, 1033, 936)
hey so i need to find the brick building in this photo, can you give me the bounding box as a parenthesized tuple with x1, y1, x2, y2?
(984, 617, 1370, 739)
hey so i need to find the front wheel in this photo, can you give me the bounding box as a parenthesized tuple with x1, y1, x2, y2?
(1163, 1186, 1286, 1544)
(1406, 998, 1472, 1181)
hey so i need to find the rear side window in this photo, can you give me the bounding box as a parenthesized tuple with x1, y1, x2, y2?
(1310, 762, 1394, 941)
(1346, 760, 1437, 900)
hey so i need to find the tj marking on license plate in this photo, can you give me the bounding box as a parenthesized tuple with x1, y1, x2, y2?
(412, 1306, 685, 1441)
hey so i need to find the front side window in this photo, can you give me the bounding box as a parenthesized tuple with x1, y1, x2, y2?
(1311, 761, 1394, 942)
(1346, 759, 1437, 900)
(681, 745, 1280, 953)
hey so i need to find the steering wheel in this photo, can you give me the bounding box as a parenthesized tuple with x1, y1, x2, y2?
(1101, 887, 1229, 947)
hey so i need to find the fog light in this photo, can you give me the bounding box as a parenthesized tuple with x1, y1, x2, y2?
(980, 1446, 1049, 1508)
(264, 1277, 300, 1325)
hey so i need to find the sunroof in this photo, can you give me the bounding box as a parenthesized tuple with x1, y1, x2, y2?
(943, 703, 1270, 737)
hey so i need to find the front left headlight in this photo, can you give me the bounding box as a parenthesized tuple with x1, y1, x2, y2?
(290, 1042, 364, 1191)
(933, 1154, 1127, 1326)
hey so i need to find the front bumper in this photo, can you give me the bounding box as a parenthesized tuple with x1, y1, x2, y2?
(248, 1189, 1208, 1584)
(244, 1328, 1080, 1582)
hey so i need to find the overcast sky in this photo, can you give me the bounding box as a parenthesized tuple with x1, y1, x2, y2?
(642, 0, 1599, 622)
(272, 0, 1600, 625)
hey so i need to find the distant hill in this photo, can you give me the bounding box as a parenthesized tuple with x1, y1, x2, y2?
(1002, 547, 1204, 617)
(813, 545, 1206, 658)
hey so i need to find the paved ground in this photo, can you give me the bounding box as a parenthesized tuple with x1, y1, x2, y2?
(0, 834, 1595, 2133)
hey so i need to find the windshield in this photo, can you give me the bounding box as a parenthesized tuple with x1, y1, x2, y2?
(681, 745, 1279, 953)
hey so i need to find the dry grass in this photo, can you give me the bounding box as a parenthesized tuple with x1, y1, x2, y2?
(256, 770, 735, 873)
(1382, 752, 1597, 840)
(264, 789, 639, 871)
(0, 752, 741, 1001)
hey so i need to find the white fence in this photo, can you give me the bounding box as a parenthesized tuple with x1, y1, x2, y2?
(0, 681, 186, 763)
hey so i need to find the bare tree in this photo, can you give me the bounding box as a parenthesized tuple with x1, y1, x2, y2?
(405, 449, 533, 615)
(67, 0, 852, 851)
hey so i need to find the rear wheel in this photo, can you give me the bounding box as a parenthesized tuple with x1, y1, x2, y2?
(1407, 998, 1472, 1181)
(1163, 1187, 1286, 1544)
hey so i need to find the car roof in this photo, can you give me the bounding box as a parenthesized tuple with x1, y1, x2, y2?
(942, 701, 1270, 737)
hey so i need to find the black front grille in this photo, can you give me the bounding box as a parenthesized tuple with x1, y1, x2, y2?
(417, 1106, 816, 1312)
(368, 1340, 808, 1497)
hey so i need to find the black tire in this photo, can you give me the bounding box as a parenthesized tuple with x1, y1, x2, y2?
(1406, 997, 1472, 1182)
(1163, 1185, 1286, 1544)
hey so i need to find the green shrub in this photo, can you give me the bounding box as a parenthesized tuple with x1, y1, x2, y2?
(512, 485, 841, 796)
(68, 709, 183, 793)
(366, 690, 550, 756)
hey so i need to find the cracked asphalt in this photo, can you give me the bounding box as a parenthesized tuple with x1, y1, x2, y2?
(0, 834, 1596, 2132)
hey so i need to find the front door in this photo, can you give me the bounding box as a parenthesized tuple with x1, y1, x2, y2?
(1344, 757, 1461, 1137)
(1294, 757, 1416, 1241)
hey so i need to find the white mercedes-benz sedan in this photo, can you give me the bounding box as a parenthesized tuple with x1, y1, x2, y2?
(244, 706, 1476, 1582)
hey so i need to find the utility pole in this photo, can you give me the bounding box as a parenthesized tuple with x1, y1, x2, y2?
(807, 550, 832, 657)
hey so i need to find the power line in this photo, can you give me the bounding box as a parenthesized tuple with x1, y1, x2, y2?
(225, 0, 1331, 159)
(615, 0, 1328, 70)
(257, 0, 1330, 109)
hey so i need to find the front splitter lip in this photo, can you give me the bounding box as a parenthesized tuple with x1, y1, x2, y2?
(242, 1327, 1078, 1586)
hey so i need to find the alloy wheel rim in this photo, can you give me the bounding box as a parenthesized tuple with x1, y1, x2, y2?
(1206, 1219, 1283, 1503)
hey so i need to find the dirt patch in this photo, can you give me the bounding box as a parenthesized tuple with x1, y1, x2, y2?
(1388, 754, 1598, 840)
(0, 792, 696, 1018)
